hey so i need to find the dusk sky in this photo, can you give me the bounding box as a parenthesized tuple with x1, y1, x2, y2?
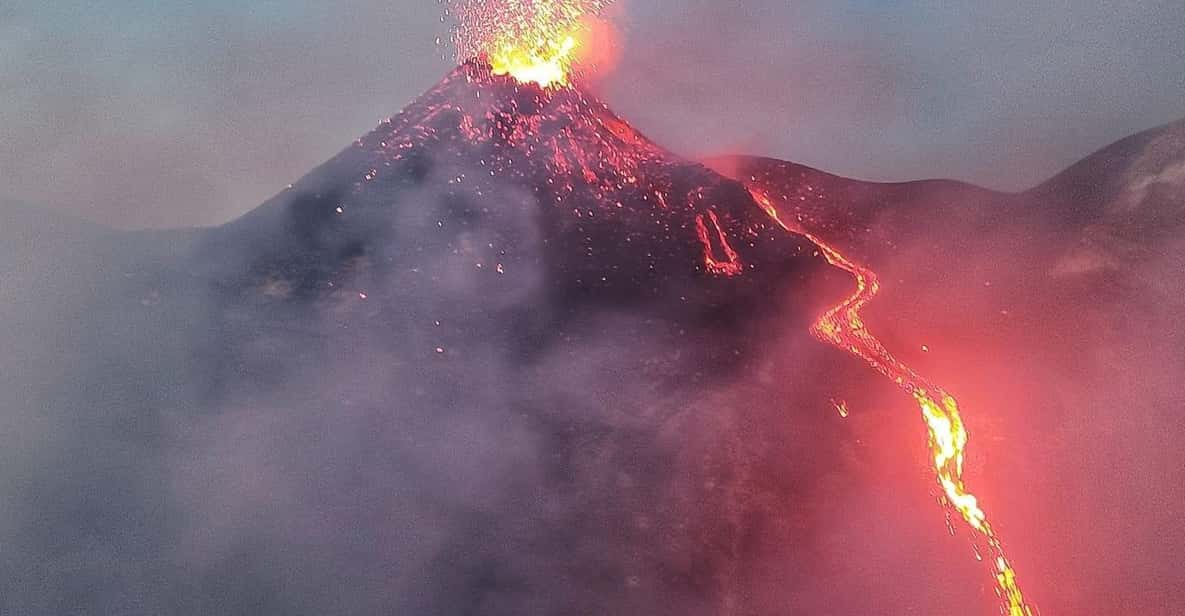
(3, 1, 1184, 228)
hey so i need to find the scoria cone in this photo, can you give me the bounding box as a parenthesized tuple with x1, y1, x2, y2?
(209, 58, 832, 327)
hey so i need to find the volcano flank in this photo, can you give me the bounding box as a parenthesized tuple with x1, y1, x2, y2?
(172, 61, 887, 614)
(18, 61, 868, 615)
(208, 59, 834, 353)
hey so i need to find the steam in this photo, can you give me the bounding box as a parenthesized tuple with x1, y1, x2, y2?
(1, 3, 1184, 615)
(7, 109, 1180, 613)
(0, 123, 854, 614)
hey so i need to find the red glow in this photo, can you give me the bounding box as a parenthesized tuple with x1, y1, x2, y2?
(695, 210, 744, 277)
(371, 22, 1039, 605)
(743, 184, 1035, 615)
(569, 14, 622, 83)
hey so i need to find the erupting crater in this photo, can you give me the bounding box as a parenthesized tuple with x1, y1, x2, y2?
(448, 0, 613, 89)
(321, 57, 816, 303)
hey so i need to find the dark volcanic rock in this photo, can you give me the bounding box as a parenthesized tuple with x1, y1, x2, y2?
(2, 63, 867, 616)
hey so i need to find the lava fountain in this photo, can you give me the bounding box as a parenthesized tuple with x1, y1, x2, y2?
(447, 0, 614, 88)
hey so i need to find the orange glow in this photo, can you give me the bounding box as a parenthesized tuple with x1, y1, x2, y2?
(491, 35, 577, 88)
(747, 187, 1035, 615)
(448, 0, 613, 88)
(567, 15, 622, 83)
(695, 210, 744, 277)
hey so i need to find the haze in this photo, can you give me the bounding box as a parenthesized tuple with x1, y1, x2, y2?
(3, 3, 1184, 614)
(2, 1, 1183, 228)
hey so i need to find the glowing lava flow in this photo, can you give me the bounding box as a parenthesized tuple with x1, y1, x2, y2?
(695, 210, 745, 277)
(448, 0, 612, 88)
(747, 187, 1034, 615)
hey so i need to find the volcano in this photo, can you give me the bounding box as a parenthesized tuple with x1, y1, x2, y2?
(209, 59, 825, 306)
(6, 54, 1185, 615)
(2, 61, 871, 615)
(173, 61, 881, 614)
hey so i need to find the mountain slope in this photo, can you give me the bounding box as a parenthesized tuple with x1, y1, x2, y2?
(707, 156, 1011, 263)
(3, 63, 888, 616)
(1030, 116, 1185, 225)
(712, 116, 1185, 615)
(1025, 117, 1185, 293)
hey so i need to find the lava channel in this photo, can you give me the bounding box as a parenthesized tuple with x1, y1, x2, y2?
(745, 185, 1035, 616)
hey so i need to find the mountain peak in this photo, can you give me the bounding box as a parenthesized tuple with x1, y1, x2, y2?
(363, 58, 677, 198)
(213, 61, 820, 312)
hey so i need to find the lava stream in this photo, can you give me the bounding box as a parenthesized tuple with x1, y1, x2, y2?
(746, 187, 1034, 615)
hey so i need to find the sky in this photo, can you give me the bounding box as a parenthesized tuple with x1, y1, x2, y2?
(2, 0, 1184, 228)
